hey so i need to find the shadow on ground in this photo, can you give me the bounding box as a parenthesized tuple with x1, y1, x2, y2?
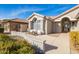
(44, 43, 58, 52)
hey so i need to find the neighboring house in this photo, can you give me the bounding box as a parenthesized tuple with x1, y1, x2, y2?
(2, 18, 28, 33)
(0, 20, 4, 27)
(27, 5, 79, 34)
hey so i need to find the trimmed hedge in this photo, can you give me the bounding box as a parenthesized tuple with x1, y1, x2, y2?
(0, 34, 35, 54)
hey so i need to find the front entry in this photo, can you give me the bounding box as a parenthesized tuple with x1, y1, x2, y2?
(61, 17, 71, 32)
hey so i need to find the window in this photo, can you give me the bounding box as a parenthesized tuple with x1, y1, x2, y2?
(36, 20, 41, 30)
(12, 24, 20, 31)
(31, 17, 41, 30)
(16, 24, 20, 28)
(37, 20, 40, 23)
(72, 22, 75, 26)
(71, 22, 77, 27)
(31, 18, 37, 29)
(33, 18, 37, 22)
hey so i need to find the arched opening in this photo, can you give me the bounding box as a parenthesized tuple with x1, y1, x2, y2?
(61, 17, 71, 32)
(31, 17, 37, 29)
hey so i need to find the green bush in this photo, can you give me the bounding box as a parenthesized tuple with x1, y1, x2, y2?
(0, 34, 35, 54)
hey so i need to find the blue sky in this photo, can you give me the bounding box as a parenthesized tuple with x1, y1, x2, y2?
(0, 4, 77, 19)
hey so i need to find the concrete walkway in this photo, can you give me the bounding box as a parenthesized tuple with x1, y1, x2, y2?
(37, 33, 70, 54)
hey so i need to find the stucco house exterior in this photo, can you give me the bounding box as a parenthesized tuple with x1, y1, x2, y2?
(0, 18, 28, 33)
(27, 5, 79, 34)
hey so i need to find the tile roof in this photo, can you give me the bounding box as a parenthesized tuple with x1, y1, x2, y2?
(12, 18, 27, 23)
(3, 18, 28, 24)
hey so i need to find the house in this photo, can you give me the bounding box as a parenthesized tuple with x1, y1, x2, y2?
(27, 5, 79, 34)
(1, 18, 28, 33)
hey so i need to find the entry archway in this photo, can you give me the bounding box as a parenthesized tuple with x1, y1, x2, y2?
(61, 17, 71, 32)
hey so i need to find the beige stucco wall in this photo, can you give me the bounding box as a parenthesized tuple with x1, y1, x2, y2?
(53, 22, 61, 33)
(54, 7, 79, 32)
(4, 22, 10, 33)
(45, 20, 53, 34)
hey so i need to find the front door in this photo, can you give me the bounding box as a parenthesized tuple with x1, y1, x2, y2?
(63, 22, 70, 32)
(61, 17, 71, 32)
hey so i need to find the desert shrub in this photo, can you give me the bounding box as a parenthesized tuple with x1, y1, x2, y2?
(17, 46, 35, 54)
(0, 34, 35, 54)
(0, 34, 10, 41)
(70, 31, 79, 48)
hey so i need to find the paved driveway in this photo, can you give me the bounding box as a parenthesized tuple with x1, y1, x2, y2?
(37, 33, 70, 54)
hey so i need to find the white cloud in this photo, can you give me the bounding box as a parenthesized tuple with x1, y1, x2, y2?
(54, 6, 69, 13)
(10, 8, 46, 17)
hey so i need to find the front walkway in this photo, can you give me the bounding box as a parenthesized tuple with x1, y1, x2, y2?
(37, 33, 70, 54)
